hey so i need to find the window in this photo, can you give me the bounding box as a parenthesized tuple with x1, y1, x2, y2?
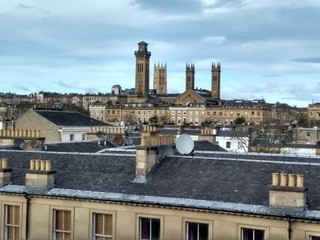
(70, 134, 75, 141)
(82, 134, 86, 141)
(4, 205, 20, 240)
(310, 237, 320, 240)
(93, 213, 113, 240)
(226, 141, 231, 149)
(185, 222, 208, 240)
(307, 131, 311, 137)
(241, 228, 265, 240)
(53, 209, 71, 240)
(139, 217, 160, 240)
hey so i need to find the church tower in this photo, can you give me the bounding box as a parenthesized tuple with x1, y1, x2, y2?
(186, 64, 195, 91)
(211, 62, 221, 99)
(135, 41, 151, 94)
(153, 63, 167, 94)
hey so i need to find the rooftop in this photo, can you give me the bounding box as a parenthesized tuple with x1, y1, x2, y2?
(1, 150, 320, 215)
(34, 110, 111, 127)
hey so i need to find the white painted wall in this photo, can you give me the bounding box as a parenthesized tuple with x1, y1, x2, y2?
(216, 136, 249, 153)
(60, 127, 91, 142)
(281, 147, 316, 156)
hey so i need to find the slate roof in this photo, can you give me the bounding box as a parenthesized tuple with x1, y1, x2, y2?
(43, 140, 116, 153)
(34, 110, 111, 127)
(193, 140, 227, 152)
(216, 130, 248, 138)
(223, 99, 267, 107)
(1, 150, 320, 219)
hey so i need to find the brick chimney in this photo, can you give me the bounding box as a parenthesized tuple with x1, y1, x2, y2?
(0, 158, 12, 187)
(269, 172, 307, 208)
(134, 134, 175, 183)
(199, 128, 216, 143)
(26, 159, 56, 188)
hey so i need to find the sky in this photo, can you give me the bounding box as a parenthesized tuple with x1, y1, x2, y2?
(0, 0, 320, 107)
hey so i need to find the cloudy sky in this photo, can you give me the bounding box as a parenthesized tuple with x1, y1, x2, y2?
(0, 0, 319, 107)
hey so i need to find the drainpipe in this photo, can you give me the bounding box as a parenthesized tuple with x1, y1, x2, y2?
(23, 193, 30, 240)
(287, 216, 292, 240)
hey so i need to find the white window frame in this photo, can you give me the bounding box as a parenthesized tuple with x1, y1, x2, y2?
(52, 208, 73, 240)
(92, 212, 113, 240)
(307, 231, 320, 240)
(3, 204, 21, 240)
(136, 214, 163, 240)
(183, 218, 211, 240)
(239, 225, 267, 240)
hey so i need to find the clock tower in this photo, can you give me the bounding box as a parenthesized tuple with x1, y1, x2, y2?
(135, 41, 151, 94)
(211, 62, 221, 99)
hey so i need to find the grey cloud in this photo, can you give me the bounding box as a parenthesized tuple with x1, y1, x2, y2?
(12, 85, 29, 91)
(55, 81, 70, 88)
(17, 4, 35, 9)
(291, 57, 320, 63)
(132, 0, 201, 13)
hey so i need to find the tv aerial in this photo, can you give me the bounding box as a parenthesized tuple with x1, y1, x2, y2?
(124, 138, 134, 146)
(106, 134, 115, 142)
(175, 134, 194, 155)
(157, 145, 174, 158)
(96, 131, 106, 139)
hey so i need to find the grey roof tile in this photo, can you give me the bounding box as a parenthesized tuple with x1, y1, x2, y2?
(34, 110, 111, 127)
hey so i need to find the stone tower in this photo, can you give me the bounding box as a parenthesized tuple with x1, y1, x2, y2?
(135, 41, 151, 94)
(153, 63, 167, 94)
(186, 64, 195, 91)
(211, 62, 221, 99)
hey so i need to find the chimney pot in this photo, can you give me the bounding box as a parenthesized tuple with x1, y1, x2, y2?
(288, 174, 296, 187)
(35, 160, 40, 170)
(45, 160, 51, 171)
(30, 160, 35, 170)
(280, 173, 287, 186)
(272, 173, 279, 186)
(40, 160, 46, 171)
(297, 174, 304, 187)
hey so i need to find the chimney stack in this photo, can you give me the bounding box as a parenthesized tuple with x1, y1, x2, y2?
(269, 172, 307, 208)
(26, 159, 55, 188)
(134, 135, 175, 183)
(0, 158, 12, 187)
(199, 128, 216, 143)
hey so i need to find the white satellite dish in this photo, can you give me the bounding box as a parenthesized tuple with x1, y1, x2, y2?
(176, 134, 194, 155)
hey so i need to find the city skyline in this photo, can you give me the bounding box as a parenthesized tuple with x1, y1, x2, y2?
(0, 1, 320, 107)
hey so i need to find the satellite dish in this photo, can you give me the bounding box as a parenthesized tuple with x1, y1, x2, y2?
(176, 134, 194, 155)
(96, 131, 106, 138)
(157, 145, 174, 157)
(124, 138, 133, 146)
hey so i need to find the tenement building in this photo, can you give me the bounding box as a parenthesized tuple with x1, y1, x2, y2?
(89, 41, 278, 126)
(0, 135, 320, 239)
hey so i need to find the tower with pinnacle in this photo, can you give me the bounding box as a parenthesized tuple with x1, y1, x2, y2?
(185, 64, 195, 91)
(153, 63, 167, 94)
